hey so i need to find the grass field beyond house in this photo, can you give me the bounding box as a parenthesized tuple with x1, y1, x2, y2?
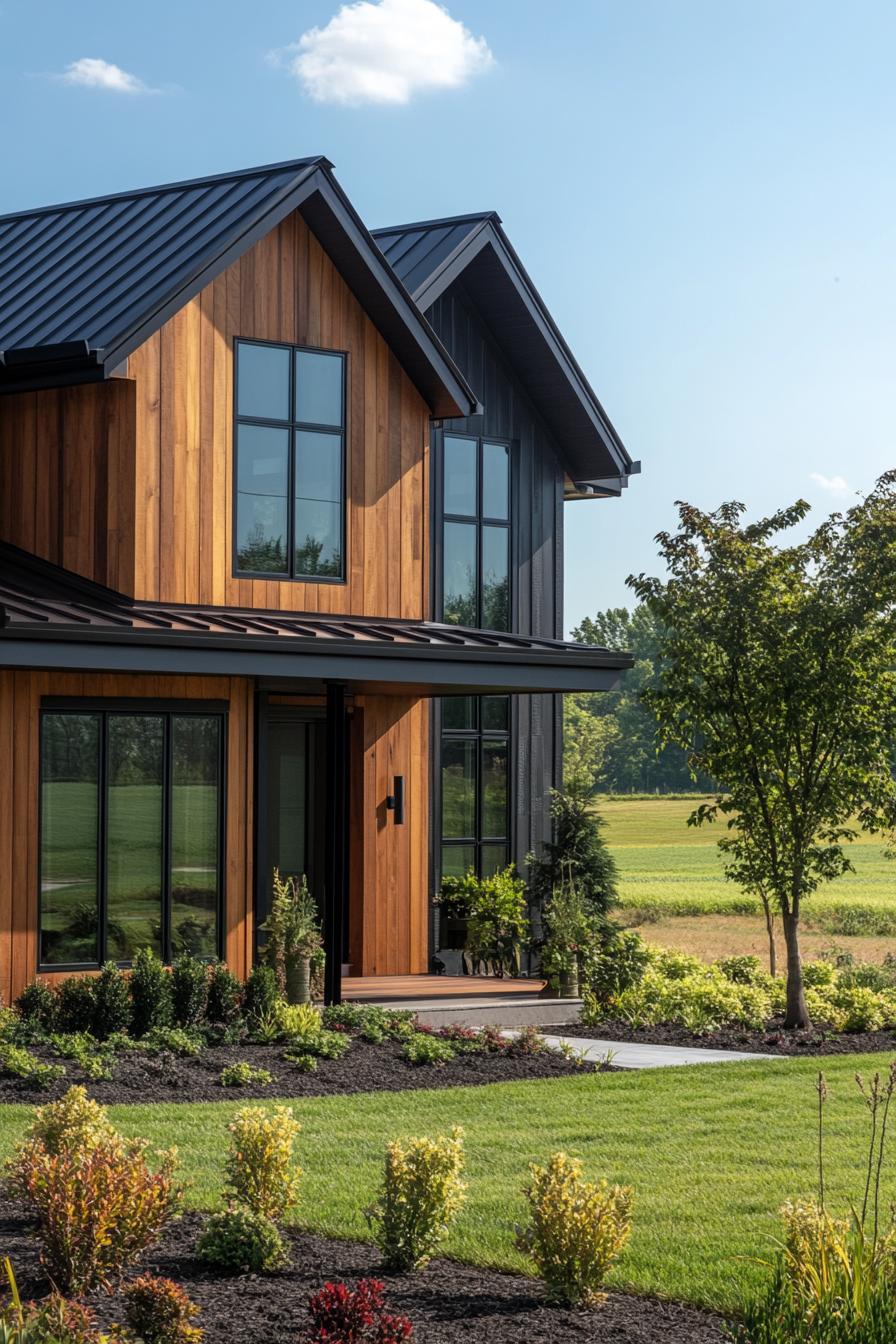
(3, 1057, 896, 1312)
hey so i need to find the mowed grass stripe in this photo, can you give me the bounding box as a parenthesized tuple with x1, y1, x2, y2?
(1, 1055, 895, 1311)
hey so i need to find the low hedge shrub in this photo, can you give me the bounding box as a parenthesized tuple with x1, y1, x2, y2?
(130, 949, 173, 1037)
(196, 1206, 287, 1274)
(122, 1274, 202, 1344)
(171, 955, 208, 1030)
(306, 1280, 413, 1343)
(219, 1062, 273, 1088)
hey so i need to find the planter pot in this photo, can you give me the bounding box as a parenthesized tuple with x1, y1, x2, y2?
(285, 955, 312, 1005)
(559, 970, 579, 999)
(441, 916, 469, 952)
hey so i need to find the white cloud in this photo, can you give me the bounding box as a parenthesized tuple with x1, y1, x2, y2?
(278, 0, 494, 106)
(809, 472, 852, 499)
(59, 57, 154, 94)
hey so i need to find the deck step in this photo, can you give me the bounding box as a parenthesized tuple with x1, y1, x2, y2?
(362, 995, 582, 1030)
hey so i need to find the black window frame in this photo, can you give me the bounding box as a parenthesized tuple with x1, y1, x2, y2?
(437, 430, 513, 631)
(233, 337, 348, 584)
(37, 698, 227, 973)
(439, 696, 511, 882)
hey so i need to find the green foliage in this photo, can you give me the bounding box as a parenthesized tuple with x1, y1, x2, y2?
(366, 1126, 466, 1271)
(516, 1151, 634, 1307)
(0, 1042, 65, 1089)
(540, 879, 603, 984)
(283, 1050, 317, 1073)
(47, 1033, 114, 1082)
(196, 1206, 288, 1274)
(734, 1264, 896, 1343)
(563, 695, 621, 796)
(170, 955, 208, 1028)
(402, 1033, 456, 1067)
(321, 1003, 416, 1039)
(205, 963, 242, 1026)
(0, 1263, 106, 1344)
(438, 865, 529, 976)
(585, 926, 650, 1003)
(224, 1105, 301, 1220)
(130, 949, 173, 1037)
(242, 965, 279, 1031)
(219, 1062, 273, 1088)
(14, 982, 57, 1033)
(717, 955, 766, 985)
(272, 1001, 322, 1042)
(259, 869, 322, 1001)
(21, 1086, 117, 1155)
(528, 787, 618, 918)
(56, 978, 97, 1035)
(91, 963, 132, 1039)
(122, 1274, 202, 1344)
(141, 1026, 203, 1057)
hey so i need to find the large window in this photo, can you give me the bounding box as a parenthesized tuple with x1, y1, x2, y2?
(39, 707, 224, 968)
(234, 339, 346, 580)
(440, 696, 510, 879)
(441, 434, 510, 630)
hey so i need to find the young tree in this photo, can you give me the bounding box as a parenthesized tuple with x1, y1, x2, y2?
(629, 475, 896, 1028)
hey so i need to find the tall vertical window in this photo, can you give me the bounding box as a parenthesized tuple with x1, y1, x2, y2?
(39, 707, 224, 968)
(234, 339, 346, 580)
(441, 434, 510, 630)
(440, 696, 510, 879)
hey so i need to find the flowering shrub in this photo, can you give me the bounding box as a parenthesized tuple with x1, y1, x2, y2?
(225, 1105, 301, 1220)
(123, 1274, 202, 1344)
(219, 1062, 273, 1088)
(196, 1206, 287, 1274)
(516, 1151, 633, 1307)
(305, 1279, 413, 1342)
(366, 1127, 465, 1271)
(22, 1085, 117, 1155)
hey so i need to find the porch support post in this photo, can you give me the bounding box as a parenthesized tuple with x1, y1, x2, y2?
(324, 681, 348, 1005)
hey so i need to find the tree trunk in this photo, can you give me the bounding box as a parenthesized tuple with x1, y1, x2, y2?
(782, 908, 811, 1029)
(761, 895, 777, 978)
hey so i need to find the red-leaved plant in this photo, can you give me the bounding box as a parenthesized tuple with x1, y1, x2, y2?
(306, 1279, 413, 1343)
(123, 1274, 203, 1344)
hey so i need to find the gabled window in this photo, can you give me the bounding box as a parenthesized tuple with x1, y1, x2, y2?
(440, 434, 510, 630)
(440, 695, 510, 880)
(234, 339, 346, 581)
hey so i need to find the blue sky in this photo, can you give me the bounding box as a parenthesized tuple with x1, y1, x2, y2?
(2, 0, 894, 633)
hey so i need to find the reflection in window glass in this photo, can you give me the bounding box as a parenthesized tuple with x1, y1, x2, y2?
(295, 351, 343, 427)
(482, 442, 510, 520)
(480, 843, 508, 877)
(237, 343, 290, 421)
(443, 521, 477, 626)
(441, 845, 475, 878)
(482, 525, 509, 631)
(482, 697, 509, 731)
(443, 436, 477, 517)
(482, 739, 509, 836)
(441, 739, 476, 838)
(235, 424, 289, 573)
(438, 696, 510, 886)
(295, 430, 342, 576)
(40, 714, 100, 966)
(107, 716, 164, 961)
(442, 697, 476, 731)
(171, 717, 221, 958)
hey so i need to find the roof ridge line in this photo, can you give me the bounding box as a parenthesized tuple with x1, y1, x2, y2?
(372, 209, 500, 237)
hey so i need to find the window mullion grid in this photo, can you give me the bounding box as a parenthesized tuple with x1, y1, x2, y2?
(98, 714, 109, 967)
(288, 350, 296, 579)
(161, 716, 173, 964)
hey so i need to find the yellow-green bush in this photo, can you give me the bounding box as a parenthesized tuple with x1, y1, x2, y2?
(22, 1086, 118, 1156)
(516, 1151, 633, 1307)
(274, 1001, 322, 1042)
(224, 1105, 301, 1221)
(366, 1126, 466, 1271)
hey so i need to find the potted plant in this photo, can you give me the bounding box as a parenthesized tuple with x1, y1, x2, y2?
(437, 867, 530, 977)
(541, 877, 601, 998)
(260, 869, 323, 1003)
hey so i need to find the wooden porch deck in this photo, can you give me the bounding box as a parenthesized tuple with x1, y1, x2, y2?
(343, 974, 546, 1003)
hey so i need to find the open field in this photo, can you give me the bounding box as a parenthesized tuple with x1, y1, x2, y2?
(1, 1056, 895, 1312)
(601, 795, 896, 945)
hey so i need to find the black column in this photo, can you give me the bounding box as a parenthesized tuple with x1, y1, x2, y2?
(323, 682, 348, 1005)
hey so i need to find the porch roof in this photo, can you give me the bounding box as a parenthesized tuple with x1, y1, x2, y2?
(0, 544, 631, 695)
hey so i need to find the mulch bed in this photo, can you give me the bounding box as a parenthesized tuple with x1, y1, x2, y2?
(0, 1200, 729, 1343)
(553, 1018, 896, 1056)
(0, 1038, 613, 1107)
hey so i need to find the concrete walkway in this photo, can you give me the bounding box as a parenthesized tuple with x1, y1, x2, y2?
(508, 1031, 784, 1069)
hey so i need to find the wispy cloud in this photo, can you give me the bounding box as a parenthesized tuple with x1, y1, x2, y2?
(58, 57, 156, 94)
(274, 0, 494, 107)
(809, 472, 852, 499)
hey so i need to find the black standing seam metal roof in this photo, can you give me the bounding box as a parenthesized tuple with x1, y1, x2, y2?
(372, 213, 639, 492)
(0, 159, 479, 419)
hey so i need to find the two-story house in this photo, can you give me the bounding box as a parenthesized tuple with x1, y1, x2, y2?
(0, 158, 637, 1005)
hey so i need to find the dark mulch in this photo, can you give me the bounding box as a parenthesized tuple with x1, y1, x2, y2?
(0, 1201, 729, 1343)
(0, 1038, 611, 1107)
(553, 1017, 896, 1057)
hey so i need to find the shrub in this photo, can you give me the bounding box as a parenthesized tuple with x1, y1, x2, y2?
(56, 977, 97, 1035)
(366, 1127, 465, 1271)
(0, 1042, 65, 1090)
(283, 1050, 317, 1073)
(122, 1274, 202, 1344)
(11, 1134, 182, 1293)
(402, 1034, 455, 1067)
(14, 981, 57, 1033)
(834, 986, 886, 1033)
(0, 1264, 105, 1344)
(275, 1002, 322, 1043)
(312, 1029, 350, 1060)
(242, 965, 279, 1031)
(516, 1152, 633, 1307)
(527, 786, 618, 917)
(259, 869, 322, 1002)
(196, 1207, 287, 1274)
(585, 926, 650, 1005)
(47, 1033, 114, 1082)
(91, 962, 132, 1039)
(306, 1279, 413, 1343)
(130, 949, 173, 1037)
(734, 1264, 896, 1343)
(225, 1105, 301, 1220)
(513, 1025, 547, 1055)
(206, 963, 242, 1026)
(717, 955, 766, 986)
(802, 960, 838, 989)
(142, 1027, 203, 1057)
(22, 1085, 117, 1155)
(171, 955, 208, 1029)
(220, 1062, 273, 1088)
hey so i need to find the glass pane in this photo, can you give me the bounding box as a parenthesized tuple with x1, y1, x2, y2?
(171, 717, 220, 959)
(481, 843, 509, 877)
(295, 430, 343, 576)
(295, 431, 342, 503)
(441, 738, 476, 838)
(483, 442, 509, 520)
(40, 713, 100, 965)
(443, 521, 477, 625)
(443, 436, 477, 517)
(236, 424, 290, 573)
(237, 342, 290, 421)
(295, 350, 344, 427)
(482, 525, 509, 630)
(107, 716, 164, 961)
(441, 844, 475, 879)
(482, 696, 509, 731)
(482, 737, 509, 837)
(442, 696, 476, 731)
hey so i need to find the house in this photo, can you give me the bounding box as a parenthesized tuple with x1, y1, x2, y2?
(0, 158, 637, 1005)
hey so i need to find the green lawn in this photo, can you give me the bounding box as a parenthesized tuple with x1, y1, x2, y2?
(4, 1055, 896, 1312)
(602, 795, 896, 932)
